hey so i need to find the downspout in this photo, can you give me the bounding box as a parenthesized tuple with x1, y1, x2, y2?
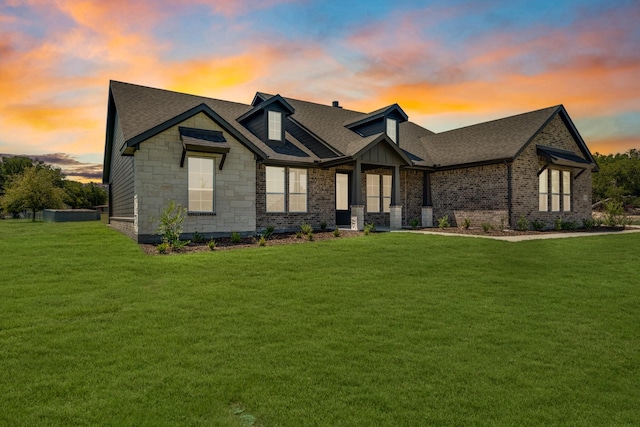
(506, 161, 513, 227)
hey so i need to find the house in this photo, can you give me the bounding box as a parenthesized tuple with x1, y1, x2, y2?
(103, 81, 597, 243)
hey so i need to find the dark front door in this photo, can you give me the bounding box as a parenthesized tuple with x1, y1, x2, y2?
(335, 172, 351, 226)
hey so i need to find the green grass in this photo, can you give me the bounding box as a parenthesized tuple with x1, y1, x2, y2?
(1, 221, 639, 426)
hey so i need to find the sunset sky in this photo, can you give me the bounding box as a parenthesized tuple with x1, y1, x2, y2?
(1, 0, 638, 182)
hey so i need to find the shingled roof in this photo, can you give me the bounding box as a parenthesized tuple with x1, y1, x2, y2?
(105, 81, 593, 173)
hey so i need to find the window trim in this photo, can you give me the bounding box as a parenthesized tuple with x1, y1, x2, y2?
(188, 156, 215, 213)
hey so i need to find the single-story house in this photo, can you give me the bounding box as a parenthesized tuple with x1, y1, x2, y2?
(103, 81, 598, 243)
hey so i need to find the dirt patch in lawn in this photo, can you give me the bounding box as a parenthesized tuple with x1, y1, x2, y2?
(141, 229, 364, 255)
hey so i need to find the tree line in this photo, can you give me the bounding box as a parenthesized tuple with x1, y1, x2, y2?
(0, 156, 107, 220)
(592, 149, 640, 208)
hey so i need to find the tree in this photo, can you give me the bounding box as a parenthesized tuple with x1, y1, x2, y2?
(592, 149, 640, 207)
(63, 181, 107, 209)
(0, 156, 34, 195)
(1, 167, 66, 221)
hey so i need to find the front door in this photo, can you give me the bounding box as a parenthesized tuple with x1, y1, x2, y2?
(335, 172, 351, 226)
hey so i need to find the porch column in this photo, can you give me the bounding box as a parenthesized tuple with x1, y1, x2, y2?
(390, 165, 402, 230)
(350, 158, 364, 231)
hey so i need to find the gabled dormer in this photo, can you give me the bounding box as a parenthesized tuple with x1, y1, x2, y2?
(237, 94, 295, 145)
(344, 104, 408, 145)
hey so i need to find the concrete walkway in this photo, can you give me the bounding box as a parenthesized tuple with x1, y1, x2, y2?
(393, 226, 640, 242)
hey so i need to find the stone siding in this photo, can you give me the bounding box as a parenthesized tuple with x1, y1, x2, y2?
(511, 114, 593, 228)
(134, 112, 256, 242)
(431, 164, 509, 227)
(109, 217, 136, 240)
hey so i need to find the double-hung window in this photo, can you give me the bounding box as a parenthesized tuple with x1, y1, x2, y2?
(266, 166, 285, 212)
(289, 168, 307, 212)
(188, 157, 214, 212)
(268, 111, 282, 141)
(265, 166, 308, 213)
(367, 174, 392, 213)
(539, 168, 571, 212)
(366, 174, 380, 212)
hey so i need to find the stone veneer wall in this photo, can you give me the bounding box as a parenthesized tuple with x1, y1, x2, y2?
(134, 112, 256, 243)
(431, 164, 509, 227)
(511, 114, 592, 227)
(256, 164, 336, 232)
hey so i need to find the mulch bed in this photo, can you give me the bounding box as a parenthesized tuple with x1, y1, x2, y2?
(141, 229, 363, 255)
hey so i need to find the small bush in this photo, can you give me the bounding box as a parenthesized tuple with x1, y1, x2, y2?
(462, 218, 471, 229)
(320, 221, 327, 230)
(171, 239, 189, 252)
(295, 231, 303, 239)
(157, 241, 170, 254)
(207, 239, 216, 250)
(481, 222, 493, 232)
(192, 231, 205, 244)
(155, 200, 187, 247)
(363, 223, 376, 235)
(581, 218, 596, 230)
(333, 227, 341, 237)
(231, 231, 242, 244)
(307, 232, 314, 241)
(532, 219, 545, 231)
(603, 200, 627, 227)
(300, 223, 313, 236)
(438, 215, 450, 229)
(409, 218, 420, 229)
(517, 215, 529, 231)
(258, 236, 267, 247)
(499, 216, 507, 231)
(263, 226, 274, 240)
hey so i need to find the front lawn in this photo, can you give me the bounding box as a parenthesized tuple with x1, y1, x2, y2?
(0, 221, 638, 426)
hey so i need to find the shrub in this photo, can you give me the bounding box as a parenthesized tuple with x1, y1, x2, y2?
(603, 200, 627, 227)
(295, 231, 303, 239)
(263, 226, 274, 240)
(499, 216, 507, 231)
(300, 223, 313, 236)
(409, 218, 420, 229)
(582, 217, 598, 230)
(156, 200, 187, 247)
(462, 218, 471, 229)
(333, 227, 341, 237)
(363, 223, 376, 235)
(192, 231, 205, 244)
(231, 231, 242, 244)
(532, 219, 545, 231)
(157, 242, 170, 254)
(481, 222, 493, 232)
(517, 215, 529, 231)
(172, 239, 189, 252)
(554, 217, 563, 231)
(320, 221, 327, 230)
(207, 239, 216, 251)
(258, 236, 267, 247)
(307, 232, 314, 241)
(438, 215, 450, 229)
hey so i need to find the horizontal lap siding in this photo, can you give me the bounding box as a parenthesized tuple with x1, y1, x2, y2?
(109, 114, 134, 218)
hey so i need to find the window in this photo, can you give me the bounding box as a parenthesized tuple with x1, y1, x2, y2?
(367, 174, 392, 213)
(386, 118, 397, 143)
(539, 168, 571, 212)
(188, 157, 214, 212)
(539, 170, 548, 211)
(563, 171, 571, 212)
(289, 168, 307, 212)
(266, 166, 285, 212)
(268, 110, 282, 141)
(382, 175, 392, 213)
(366, 174, 380, 212)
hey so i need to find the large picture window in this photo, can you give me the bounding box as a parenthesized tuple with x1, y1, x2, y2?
(289, 168, 307, 212)
(268, 110, 282, 141)
(188, 157, 214, 212)
(266, 166, 285, 212)
(539, 168, 571, 212)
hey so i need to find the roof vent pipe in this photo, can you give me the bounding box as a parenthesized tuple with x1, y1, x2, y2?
(332, 101, 342, 108)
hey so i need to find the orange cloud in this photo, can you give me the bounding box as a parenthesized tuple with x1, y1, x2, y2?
(589, 137, 640, 156)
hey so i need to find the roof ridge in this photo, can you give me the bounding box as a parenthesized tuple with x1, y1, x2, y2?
(435, 105, 561, 135)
